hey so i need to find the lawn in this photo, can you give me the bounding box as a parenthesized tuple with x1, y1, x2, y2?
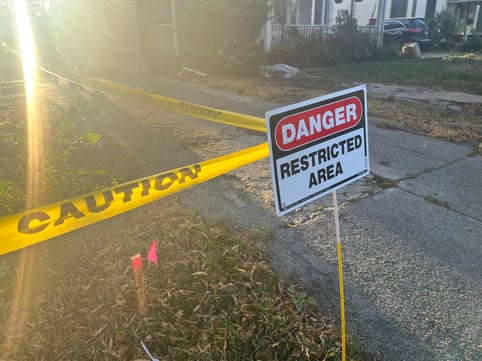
(196, 56, 482, 143)
(0, 80, 370, 360)
(318, 56, 482, 95)
(1, 53, 480, 360)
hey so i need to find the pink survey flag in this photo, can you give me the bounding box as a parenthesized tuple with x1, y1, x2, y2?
(147, 239, 158, 266)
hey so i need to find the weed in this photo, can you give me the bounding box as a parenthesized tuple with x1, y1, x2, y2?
(373, 175, 397, 189)
(0, 180, 23, 216)
(424, 195, 449, 209)
(288, 285, 318, 312)
(80, 132, 102, 145)
(319, 58, 482, 95)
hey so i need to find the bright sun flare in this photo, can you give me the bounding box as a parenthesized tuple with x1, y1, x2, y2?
(3, 1, 42, 355)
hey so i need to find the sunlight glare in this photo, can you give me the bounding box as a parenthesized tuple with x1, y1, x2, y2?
(13, 0, 36, 101)
(2, 1, 42, 356)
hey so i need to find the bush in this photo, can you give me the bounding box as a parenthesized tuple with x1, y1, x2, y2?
(460, 36, 482, 52)
(268, 10, 389, 68)
(177, 0, 269, 74)
(426, 8, 458, 49)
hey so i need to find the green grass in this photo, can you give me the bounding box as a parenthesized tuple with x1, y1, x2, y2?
(0, 85, 125, 217)
(424, 195, 450, 209)
(319, 57, 482, 94)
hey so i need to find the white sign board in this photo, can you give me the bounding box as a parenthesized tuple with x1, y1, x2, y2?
(266, 85, 369, 216)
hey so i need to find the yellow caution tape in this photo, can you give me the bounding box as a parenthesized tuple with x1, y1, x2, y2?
(6, 44, 266, 132)
(75, 75, 267, 133)
(0, 143, 269, 256)
(2, 46, 269, 255)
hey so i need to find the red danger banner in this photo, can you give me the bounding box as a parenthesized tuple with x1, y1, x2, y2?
(275, 96, 362, 151)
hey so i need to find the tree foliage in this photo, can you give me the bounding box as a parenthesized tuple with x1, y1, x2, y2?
(426, 8, 457, 49)
(176, 0, 269, 72)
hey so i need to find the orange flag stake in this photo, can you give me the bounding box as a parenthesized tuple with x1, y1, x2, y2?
(130, 254, 147, 315)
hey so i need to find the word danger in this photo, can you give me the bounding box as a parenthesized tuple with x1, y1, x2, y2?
(275, 97, 362, 151)
(279, 135, 362, 187)
(17, 165, 201, 235)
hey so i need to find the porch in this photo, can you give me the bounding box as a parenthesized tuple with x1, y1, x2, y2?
(265, 24, 380, 50)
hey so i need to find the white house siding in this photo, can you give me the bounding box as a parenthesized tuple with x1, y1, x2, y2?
(382, 0, 390, 18)
(436, 0, 448, 13)
(408, 0, 449, 17)
(353, 0, 379, 25)
(407, 0, 425, 17)
(329, 1, 386, 26)
(384, 0, 448, 19)
(328, 0, 451, 28)
(330, 1, 350, 24)
(50, 0, 142, 75)
(49, 0, 105, 73)
(81, 0, 107, 74)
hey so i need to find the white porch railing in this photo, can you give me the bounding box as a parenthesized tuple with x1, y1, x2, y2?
(268, 24, 380, 50)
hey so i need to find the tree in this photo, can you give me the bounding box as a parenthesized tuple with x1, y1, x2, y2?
(426, 8, 457, 49)
(177, 0, 269, 71)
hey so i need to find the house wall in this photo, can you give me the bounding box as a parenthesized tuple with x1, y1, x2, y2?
(343, 0, 450, 23)
(408, 0, 425, 17)
(385, 0, 448, 19)
(329, 0, 386, 25)
(49, 0, 102, 73)
(330, 1, 349, 24)
(102, 0, 141, 75)
(313, 0, 451, 29)
(50, 0, 142, 76)
(353, 0, 379, 25)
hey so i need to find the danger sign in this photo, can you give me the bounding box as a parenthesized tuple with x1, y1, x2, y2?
(266, 85, 369, 216)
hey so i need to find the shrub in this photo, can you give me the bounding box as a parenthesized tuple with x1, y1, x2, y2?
(460, 36, 482, 52)
(177, 0, 269, 74)
(426, 8, 458, 49)
(268, 10, 388, 68)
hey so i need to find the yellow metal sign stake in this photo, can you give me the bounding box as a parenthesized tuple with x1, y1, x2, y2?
(333, 190, 346, 361)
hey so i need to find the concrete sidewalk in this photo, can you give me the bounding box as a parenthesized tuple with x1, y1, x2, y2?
(113, 75, 482, 361)
(300, 65, 482, 109)
(364, 82, 482, 109)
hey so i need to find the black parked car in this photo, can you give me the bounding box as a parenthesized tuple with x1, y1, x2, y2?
(383, 17, 433, 50)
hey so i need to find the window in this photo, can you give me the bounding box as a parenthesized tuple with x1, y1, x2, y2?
(384, 21, 405, 31)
